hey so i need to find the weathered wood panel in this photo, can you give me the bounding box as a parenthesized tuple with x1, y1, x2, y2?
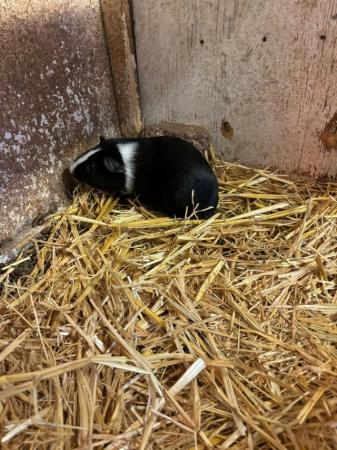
(0, 0, 119, 243)
(132, 0, 337, 177)
(101, 0, 142, 136)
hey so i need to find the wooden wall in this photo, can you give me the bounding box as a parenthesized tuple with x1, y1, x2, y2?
(0, 0, 140, 245)
(132, 0, 337, 177)
(0, 0, 119, 242)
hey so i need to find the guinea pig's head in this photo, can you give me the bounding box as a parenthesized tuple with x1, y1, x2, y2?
(69, 143, 125, 193)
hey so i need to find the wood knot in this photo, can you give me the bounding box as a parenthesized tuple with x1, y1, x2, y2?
(221, 119, 234, 140)
(320, 112, 337, 151)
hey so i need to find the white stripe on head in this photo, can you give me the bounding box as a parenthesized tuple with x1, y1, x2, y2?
(117, 142, 138, 193)
(69, 147, 102, 174)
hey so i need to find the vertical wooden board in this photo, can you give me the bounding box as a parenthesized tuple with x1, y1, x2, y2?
(100, 0, 142, 136)
(132, 0, 337, 177)
(0, 0, 119, 242)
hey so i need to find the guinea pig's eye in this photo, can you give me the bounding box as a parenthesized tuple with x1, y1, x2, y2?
(87, 160, 97, 171)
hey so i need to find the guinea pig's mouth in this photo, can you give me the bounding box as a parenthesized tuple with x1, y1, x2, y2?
(62, 168, 80, 198)
(68, 168, 80, 183)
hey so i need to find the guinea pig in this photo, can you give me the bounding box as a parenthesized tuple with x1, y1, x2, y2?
(69, 136, 218, 219)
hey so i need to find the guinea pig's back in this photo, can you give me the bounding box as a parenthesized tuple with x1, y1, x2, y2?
(137, 137, 218, 218)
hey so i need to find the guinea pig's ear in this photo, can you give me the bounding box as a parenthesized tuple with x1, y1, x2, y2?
(103, 156, 124, 174)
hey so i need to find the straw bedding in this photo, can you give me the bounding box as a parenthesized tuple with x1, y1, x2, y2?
(1, 156, 337, 449)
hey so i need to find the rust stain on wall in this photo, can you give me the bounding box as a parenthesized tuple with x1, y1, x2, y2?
(0, 0, 120, 242)
(221, 119, 234, 140)
(320, 112, 337, 151)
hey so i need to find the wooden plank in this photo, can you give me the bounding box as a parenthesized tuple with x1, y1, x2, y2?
(132, 0, 337, 178)
(101, 0, 142, 136)
(0, 0, 120, 243)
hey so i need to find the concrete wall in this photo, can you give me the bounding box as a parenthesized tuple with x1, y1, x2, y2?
(0, 0, 119, 242)
(132, 0, 337, 178)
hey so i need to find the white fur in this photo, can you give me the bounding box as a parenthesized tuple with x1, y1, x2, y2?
(69, 147, 102, 174)
(117, 142, 138, 193)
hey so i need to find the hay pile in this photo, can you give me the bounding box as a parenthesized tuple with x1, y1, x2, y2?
(1, 158, 337, 450)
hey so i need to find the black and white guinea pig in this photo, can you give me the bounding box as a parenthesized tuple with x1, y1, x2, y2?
(69, 136, 219, 219)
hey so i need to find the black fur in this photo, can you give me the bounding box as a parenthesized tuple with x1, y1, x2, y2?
(70, 136, 219, 219)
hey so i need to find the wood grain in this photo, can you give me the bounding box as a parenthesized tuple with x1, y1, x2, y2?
(100, 0, 142, 136)
(132, 0, 337, 177)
